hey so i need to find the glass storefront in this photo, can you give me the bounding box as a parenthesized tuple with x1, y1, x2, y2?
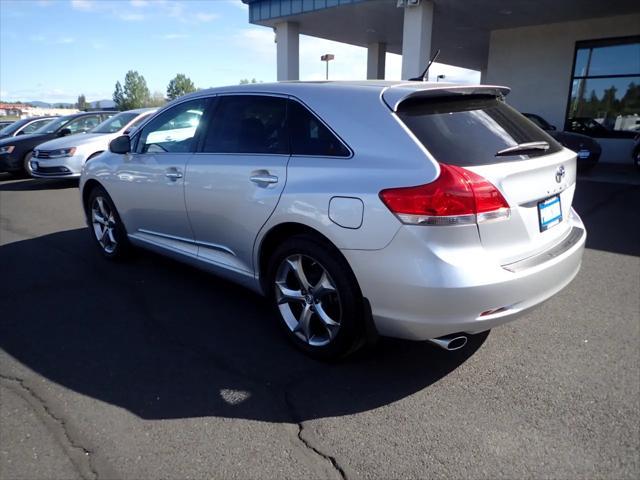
(566, 36, 640, 138)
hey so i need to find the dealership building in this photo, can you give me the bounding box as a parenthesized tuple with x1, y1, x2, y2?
(242, 0, 640, 164)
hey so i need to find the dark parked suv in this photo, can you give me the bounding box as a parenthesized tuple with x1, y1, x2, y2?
(523, 113, 602, 170)
(0, 111, 115, 176)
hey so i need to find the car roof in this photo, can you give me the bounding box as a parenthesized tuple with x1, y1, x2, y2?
(76, 111, 115, 115)
(12, 116, 55, 123)
(53, 111, 115, 121)
(122, 107, 156, 114)
(177, 80, 510, 112)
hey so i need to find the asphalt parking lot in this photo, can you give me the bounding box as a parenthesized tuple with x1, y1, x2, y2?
(0, 173, 638, 479)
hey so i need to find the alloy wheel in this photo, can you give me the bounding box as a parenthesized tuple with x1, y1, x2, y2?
(91, 196, 118, 254)
(275, 254, 342, 347)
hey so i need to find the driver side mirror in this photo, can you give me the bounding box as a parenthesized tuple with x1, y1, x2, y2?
(58, 128, 72, 137)
(109, 135, 131, 154)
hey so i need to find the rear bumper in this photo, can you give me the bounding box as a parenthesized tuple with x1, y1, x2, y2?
(342, 209, 586, 341)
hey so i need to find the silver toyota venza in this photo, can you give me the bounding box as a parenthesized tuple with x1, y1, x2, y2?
(79, 81, 586, 359)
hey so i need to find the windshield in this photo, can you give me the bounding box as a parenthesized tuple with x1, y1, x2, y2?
(90, 112, 138, 134)
(34, 115, 72, 134)
(124, 112, 152, 133)
(0, 119, 28, 135)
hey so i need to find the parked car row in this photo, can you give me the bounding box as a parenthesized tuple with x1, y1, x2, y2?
(31, 109, 156, 178)
(0, 109, 156, 177)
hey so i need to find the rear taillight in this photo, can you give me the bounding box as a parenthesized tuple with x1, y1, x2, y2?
(379, 164, 510, 226)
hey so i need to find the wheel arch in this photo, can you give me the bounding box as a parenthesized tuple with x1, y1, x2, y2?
(87, 151, 104, 161)
(81, 179, 104, 218)
(257, 222, 351, 292)
(256, 221, 379, 347)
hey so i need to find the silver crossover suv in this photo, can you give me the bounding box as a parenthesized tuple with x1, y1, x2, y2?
(79, 81, 586, 358)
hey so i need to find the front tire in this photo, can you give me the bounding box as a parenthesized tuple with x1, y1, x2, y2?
(22, 151, 34, 177)
(86, 186, 130, 260)
(267, 234, 366, 359)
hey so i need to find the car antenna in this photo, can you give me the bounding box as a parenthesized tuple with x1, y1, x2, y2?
(409, 49, 441, 82)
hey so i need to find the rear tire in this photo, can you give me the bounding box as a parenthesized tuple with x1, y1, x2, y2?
(86, 186, 131, 260)
(266, 234, 366, 360)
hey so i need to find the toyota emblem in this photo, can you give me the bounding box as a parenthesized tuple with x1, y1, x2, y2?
(555, 165, 566, 183)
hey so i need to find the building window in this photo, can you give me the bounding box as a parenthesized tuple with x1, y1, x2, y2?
(566, 36, 640, 138)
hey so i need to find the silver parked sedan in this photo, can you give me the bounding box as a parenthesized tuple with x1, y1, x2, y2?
(79, 81, 586, 359)
(30, 108, 156, 179)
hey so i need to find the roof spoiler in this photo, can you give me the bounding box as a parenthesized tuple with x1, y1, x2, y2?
(382, 84, 511, 112)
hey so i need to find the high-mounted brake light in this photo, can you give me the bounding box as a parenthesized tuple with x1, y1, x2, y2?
(379, 164, 510, 226)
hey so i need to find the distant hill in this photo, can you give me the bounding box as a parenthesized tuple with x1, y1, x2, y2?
(22, 99, 117, 110)
(27, 101, 75, 108)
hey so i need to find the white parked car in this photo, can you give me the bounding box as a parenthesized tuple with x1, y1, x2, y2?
(30, 108, 156, 178)
(145, 108, 202, 146)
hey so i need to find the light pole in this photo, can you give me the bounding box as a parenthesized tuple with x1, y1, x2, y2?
(321, 54, 334, 80)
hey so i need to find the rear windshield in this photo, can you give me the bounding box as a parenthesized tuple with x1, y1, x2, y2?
(397, 96, 562, 166)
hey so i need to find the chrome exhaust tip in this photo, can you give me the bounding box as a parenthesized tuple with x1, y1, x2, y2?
(428, 334, 468, 351)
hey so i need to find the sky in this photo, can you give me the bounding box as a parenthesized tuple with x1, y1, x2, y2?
(0, 0, 480, 104)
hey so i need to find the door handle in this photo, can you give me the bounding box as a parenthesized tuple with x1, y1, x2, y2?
(250, 174, 278, 184)
(165, 168, 183, 180)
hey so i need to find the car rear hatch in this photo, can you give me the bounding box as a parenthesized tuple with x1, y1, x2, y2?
(384, 85, 577, 265)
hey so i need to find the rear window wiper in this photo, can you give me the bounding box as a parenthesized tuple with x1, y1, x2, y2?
(495, 141, 550, 157)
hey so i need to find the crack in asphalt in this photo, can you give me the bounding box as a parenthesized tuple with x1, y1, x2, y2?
(283, 378, 348, 480)
(113, 272, 349, 478)
(143, 309, 350, 479)
(1, 220, 350, 478)
(0, 373, 98, 480)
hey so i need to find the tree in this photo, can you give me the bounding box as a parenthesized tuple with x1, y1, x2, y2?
(113, 71, 151, 110)
(123, 70, 150, 109)
(166, 74, 196, 101)
(147, 91, 166, 108)
(239, 78, 259, 84)
(76, 94, 89, 111)
(113, 81, 125, 110)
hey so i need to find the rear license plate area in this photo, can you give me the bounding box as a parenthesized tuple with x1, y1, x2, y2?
(538, 195, 562, 232)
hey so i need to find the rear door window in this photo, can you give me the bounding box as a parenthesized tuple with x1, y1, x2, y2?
(22, 119, 52, 134)
(65, 115, 101, 134)
(202, 95, 288, 154)
(397, 96, 562, 166)
(288, 100, 350, 157)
